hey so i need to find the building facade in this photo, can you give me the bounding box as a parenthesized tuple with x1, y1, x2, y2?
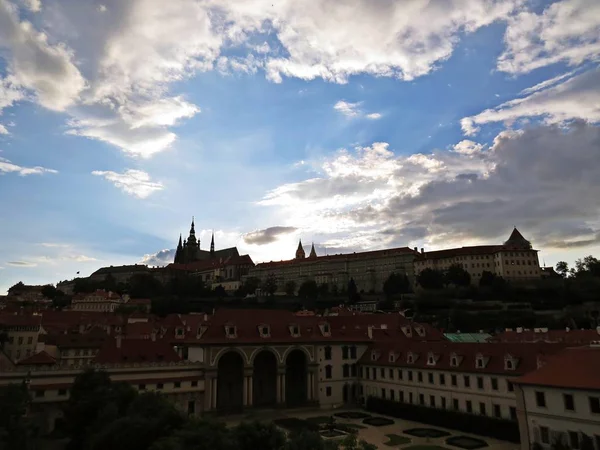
(414, 228, 542, 284)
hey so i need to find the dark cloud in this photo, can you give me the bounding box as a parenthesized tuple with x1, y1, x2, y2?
(139, 249, 175, 267)
(243, 226, 298, 245)
(6, 261, 36, 267)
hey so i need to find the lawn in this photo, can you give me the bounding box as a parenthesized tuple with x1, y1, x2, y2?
(384, 434, 412, 446)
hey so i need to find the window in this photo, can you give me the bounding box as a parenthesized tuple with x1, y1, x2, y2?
(174, 382, 181, 388)
(380, 368, 385, 379)
(27, 336, 33, 344)
(428, 373, 434, 384)
(479, 402, 486, 415)
(453, 399, 459, 410)
(18, 337, 23, 345)
(373, 369, 377, 380)
(569, 431, 580, 449)
(451, 375, 457, 386)
(430, 395, 435, 407)
(466, 400, 472, 413)
(342, 346, 349, 360)
(564, 394, 575, 411)
(507, 381, 514, 392)
(398, 369, 403, 380)
(464, 375, 470, 388)
(326, 386, 332, 397)
(157, 383, 164, 389)
(535, 391, 546, 408)
(451, 357, 458, 367)
(493, 404, 501, 418)
(505, 359, 514, 370)
(324, 346, 332, 360)
(322, 323, 330, 334)
(343, 364, 349, 377)
(510, 407, 517, 420)
(477, 377, 484, 389)
(58, 389, 67, 396)
(291, 325, 300, 336)
(439, 374, 446, 385)
(225, 326, 236, 337)
(325, 365, 332, 379)
(419, 394, 424, 405)
(260, 326, 269, 336)
(365, 367, 370, 379)
(491, 378, 498, 391)
(590, 396, 600, 414)
(418, 372, 423, 382)
(476, 357, 484, 368)
(408, 371, 413, 382)
(381, 388, 386, 399)
(409, 392, 413, 404)
(191, 381, 198, 387)
(390, 390, 395, 401)
(35, 390, 45, 398)
(389, 368, 394, 379)
(399, 391, 404, 402)
(350, 346, 357, 359)
(351, 364, 357, 377)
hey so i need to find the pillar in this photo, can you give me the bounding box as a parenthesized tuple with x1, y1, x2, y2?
(276, 373, 282, 403)
(307, 371, 314, 401)
(211, 377, 218, 410)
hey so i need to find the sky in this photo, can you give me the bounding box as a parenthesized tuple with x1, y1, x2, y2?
(0, 0, 599, 294)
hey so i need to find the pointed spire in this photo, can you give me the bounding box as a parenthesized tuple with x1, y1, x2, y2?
(190, 217, 196, 235)
(295, 239, 306, 259)
(309, 242, 317, 258)
(177, 234, 183, 248)
(210, 230, 215, 256)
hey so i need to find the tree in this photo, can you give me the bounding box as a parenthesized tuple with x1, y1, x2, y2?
(479, 271, 496, 287)
(574, 255, 600, 277)
(347, 278, 359, 303)
(263, 273, 278, 296)
(444, 264, 471, 287)
(234, 421, 286, 450)
(7, 282, 25, 294)
(150, 419, 236, 450)
(242, 277, 261, 296)
(284, 281, 297, 296)
(416, 268, 444, 290)
(0, 383, 35, 450)
(213, 285, 227, 300)
(298, 280, 319, 300)
(383, 273, 410, 299)
(286, 429, 326, 450)
(128, 274, 164, 298)
(555, 261, 569, 278)
(318, 283, 330, 299)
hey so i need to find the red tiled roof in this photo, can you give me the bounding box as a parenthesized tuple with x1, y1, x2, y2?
(94, 338, 181, 364)
(127, 298, 151, 305)
(359, 341, 566, 376)
(44, 330, 109, 348)
(490, 329, 600, 345)
(17, 351, 56, 365)
(514, 346, 600, 390)
(255, 247, 419, 268)
(415, 245, 505, 260)
(0, 313, 43, 327)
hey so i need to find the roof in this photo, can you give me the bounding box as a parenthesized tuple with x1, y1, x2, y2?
(166, 253, 253, 272)
(504, 227, 532, 248)
(91, 265, 151, 276)
(17, 351, 56, 365)
(255, 246, 419, 269)
(490, 329, 600, 345)
(415, 245, 504, 260)
(0, 313, 43, 328)
(94, 338, 181, 364)
(444, 333, 492, 343)
(514, 346, 600, 390)
(44, 330, 109, 348)
(359, 341, 566, 376)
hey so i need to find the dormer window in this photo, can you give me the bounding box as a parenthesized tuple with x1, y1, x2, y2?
(176, 327, 184, 336)
(401, 326, 412, 338)
(225, 325, 237, 338)
(259, 325, 270, 338)
(475, 353, 488, 369)
(196, 326, 207, 338)
(389, 352, 396, 363)
(407, 352, 415, 364)
(319, 322, 331, 336)
(371, 350, 380, 361)
(450, 352, 461, 367)
(289, 324, 300, 337)
(504, 355, 517, 370)
(427, 352, 438, 366)
(414, 325, 426, 337)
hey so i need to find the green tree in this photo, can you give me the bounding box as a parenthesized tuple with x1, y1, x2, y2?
(298, 280, 319, 300)
(263, 273, 278, 296)
(284, 281, 297, 296)
(242, 277, 261, 296)
(444, 264, 471, 287)
(213, 285, 227, 299)
(150, 419, 235, 450)
(416, 268, 444, 289)
(383, 273, 410, 299)
(286, 429, 326, 450)
(128, 274, 164, 298)
(234, 421, 286, 450)
(555, 261, 569, 278)
(0, 383, 35, 450)
(574, 255, 600, 277)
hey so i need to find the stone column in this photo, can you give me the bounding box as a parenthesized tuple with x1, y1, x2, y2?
(281, 373, 286, 404)
(306, 371, 313, 401)
(248, 375, 253, 406)
(243, 376, 249, 406)
(276, 373, 282, 404)
(211, 377, 218, 410)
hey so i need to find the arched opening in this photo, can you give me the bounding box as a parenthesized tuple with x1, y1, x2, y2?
(217, 351, 244, 412)
(253, 350, 277, 406)
(285, 349, 308, 407)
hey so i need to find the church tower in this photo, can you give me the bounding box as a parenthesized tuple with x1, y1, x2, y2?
(295, 239, 306, 259)
(174, 234, 183, 263)
(309, 242, 317, 259)
(210, 231, 215, 258)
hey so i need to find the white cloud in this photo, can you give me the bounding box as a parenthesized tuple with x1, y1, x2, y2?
(498, 0, 600, 74)
(366, 112, 382, 120)
(257, 123, 600, 251)
(0, 77, 24, 113)
(334, 100, 362, 118)
(0, 156, 57, 176)
(6, 260, 37, 267)
(92, 169, 164, 198)
(21, 0, 41, 12)
(212, 0, 524, 83)
(0, 124, 8, 134)
(462, 67, 600, 135)
(519, 70, 578, 95)
(0, 0, 86, 111)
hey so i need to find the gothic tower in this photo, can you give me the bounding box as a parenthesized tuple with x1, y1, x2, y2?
(295, 239, 306, 259)
(309, 242, 317, 259)
(210, 231, 215, 258)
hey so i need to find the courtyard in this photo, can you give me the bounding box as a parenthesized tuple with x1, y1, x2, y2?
(225, 408, 521, 450)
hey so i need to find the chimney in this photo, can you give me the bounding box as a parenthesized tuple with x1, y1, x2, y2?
(414, 247, 418, 252)
(151, 330, 157, 341)
(420, 248, 424, 254)
(367, 326, 373, 340)
(116, 334, 122, 348)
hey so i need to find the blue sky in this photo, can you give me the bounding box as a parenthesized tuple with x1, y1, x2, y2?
(1, 0, 599, 294)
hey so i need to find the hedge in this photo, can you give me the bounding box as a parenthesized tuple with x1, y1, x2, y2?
(365, 397, 520, 443)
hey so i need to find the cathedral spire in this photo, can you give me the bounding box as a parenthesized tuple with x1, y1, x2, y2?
(210, 230, 215, 256)
(190, 217, 196, 236)
(309, 242, 317, 258)
(295, 239, 306, 259)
